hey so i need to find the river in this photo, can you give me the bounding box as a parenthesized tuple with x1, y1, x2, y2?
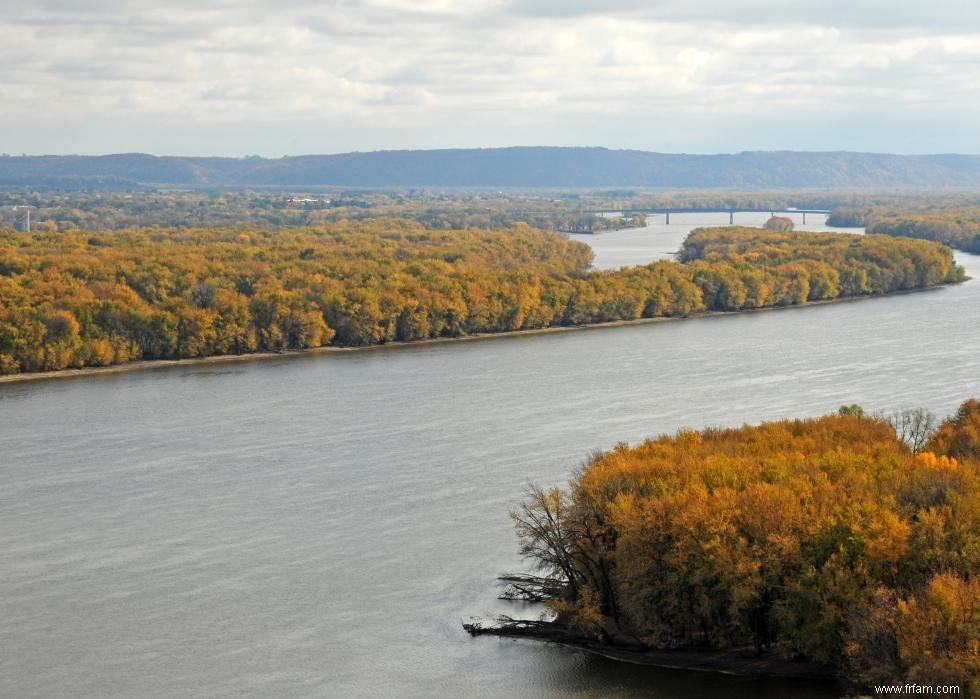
(1, 214, 977, 698)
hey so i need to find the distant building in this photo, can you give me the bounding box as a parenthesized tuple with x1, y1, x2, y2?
(285, 197, 330, 210)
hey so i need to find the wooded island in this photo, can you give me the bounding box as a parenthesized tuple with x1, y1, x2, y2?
(0, 223, 964, 375)
(471, 399, 980, 695)
(828, 206, 980, 254)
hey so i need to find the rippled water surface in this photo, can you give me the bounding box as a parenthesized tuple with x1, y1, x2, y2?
(1, 217, 977, 697)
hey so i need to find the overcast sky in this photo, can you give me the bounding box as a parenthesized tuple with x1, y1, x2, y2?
(4, 1, 980, 156)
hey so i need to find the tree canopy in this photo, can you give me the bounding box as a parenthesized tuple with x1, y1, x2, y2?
(763, 215, 794, 231)
(513, 399, 980, 693)
(828, 204, 980, 254)
(0, 222, 964, 375)
(867, 210, 980, 254)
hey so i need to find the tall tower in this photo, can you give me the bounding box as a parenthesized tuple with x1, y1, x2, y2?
(14, 206, 31, 232)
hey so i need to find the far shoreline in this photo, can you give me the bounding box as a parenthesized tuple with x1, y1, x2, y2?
(0, 282, 961, 386)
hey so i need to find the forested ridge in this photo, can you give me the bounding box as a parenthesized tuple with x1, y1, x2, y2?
(0, 222, 963, 375)
(508, 400, 980, 693)
(6, 149, 980, 187)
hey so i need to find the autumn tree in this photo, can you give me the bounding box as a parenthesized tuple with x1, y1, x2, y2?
(763, 215, 794, 231)
(511, 399, 980, 690)
(0, 223, 964, 375)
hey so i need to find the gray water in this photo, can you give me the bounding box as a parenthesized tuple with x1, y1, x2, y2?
(1, 218, 978, 698)
(567, 211, 853, 269)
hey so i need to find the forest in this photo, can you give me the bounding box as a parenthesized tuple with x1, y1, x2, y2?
(0, 189, 649, 233)
(7, 187, 979, 234)
(0, 222, 964, 375)
(828, 206, 980, 253)
(868, 210, 980, 254)
(507, 399, 980, 694)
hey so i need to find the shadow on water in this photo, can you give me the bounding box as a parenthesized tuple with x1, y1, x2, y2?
(471, 638, 842, 698)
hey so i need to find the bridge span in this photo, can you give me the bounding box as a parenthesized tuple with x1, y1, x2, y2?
(595, 207, 831, 225)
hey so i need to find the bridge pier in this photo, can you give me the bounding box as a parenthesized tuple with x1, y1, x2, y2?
(603, 207, 829, 227)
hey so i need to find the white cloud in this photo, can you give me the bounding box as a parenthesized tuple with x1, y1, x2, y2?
(2, 1, 980, 154)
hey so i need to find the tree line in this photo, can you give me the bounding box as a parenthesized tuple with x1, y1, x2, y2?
(512, 399, 979, 693)
(867, 211, 980, 254)
(0, 222, 964, 375)
(9, 187, 969, 235)
(828, 205, 980, 253)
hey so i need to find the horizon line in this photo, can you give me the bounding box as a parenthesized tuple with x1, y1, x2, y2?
(5, 147, 980, 159)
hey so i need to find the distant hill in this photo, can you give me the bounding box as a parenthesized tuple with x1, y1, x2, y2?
(4, 148, 980, 189)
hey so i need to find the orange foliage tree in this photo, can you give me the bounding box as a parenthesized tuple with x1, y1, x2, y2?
(0, 222, 964, 374)
(513, 399, 979, 693)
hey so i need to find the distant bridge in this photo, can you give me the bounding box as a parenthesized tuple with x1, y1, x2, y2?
(594, 208, 831, 225)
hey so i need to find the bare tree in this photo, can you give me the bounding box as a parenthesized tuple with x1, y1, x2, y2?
(511, 484, 579, 589)
(886, 407, 937, 453)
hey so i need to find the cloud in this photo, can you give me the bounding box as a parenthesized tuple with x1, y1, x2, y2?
(2, 1, 980, 154)
(505, 0, 980, 31)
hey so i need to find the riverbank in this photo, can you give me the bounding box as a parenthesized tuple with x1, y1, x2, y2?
(584, 644, 838, 680)
(522, 637, 835, 681)
(463, 617, 836, 680)
(0, 282, 958, 385)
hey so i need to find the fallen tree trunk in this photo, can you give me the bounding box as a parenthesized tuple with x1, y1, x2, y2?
(462, 615, 838, 680)
(463, 615, 591, 644)
(496, 574, 566, 602)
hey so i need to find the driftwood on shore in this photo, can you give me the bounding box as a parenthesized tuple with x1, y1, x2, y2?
(463, 615, 579, 640)
(496, 574, 565, 602)
(464, 574, 838, 681)
(463, 614, 837, 679)
(465, 573, 592, 644)
(463, 613, 647, 651)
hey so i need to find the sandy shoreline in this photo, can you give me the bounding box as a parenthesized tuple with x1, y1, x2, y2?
(0, 284, 955, 385)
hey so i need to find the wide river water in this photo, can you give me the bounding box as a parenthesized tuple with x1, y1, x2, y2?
(1, 213, 978, 698)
